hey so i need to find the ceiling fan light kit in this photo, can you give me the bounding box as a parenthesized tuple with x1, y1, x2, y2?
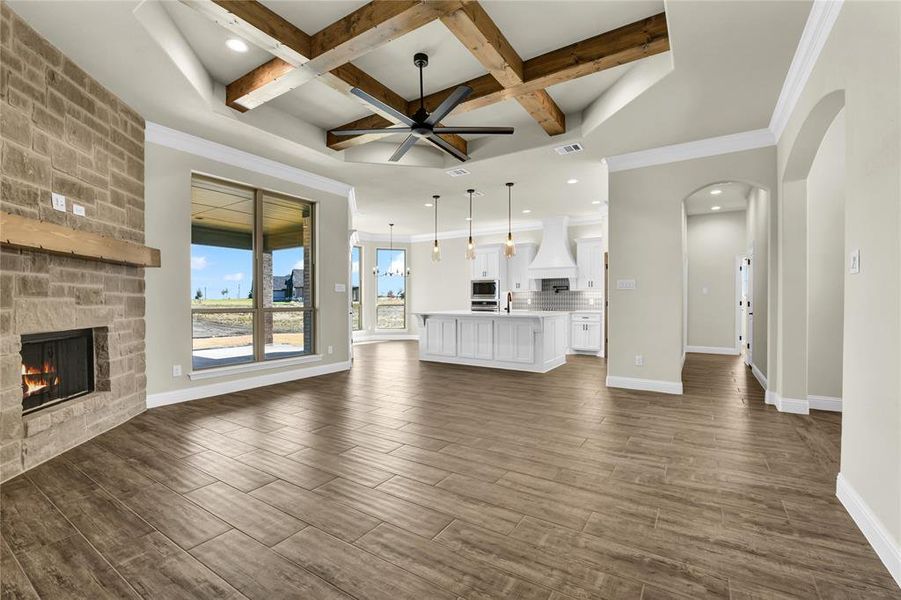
(331, 53, 514, 163)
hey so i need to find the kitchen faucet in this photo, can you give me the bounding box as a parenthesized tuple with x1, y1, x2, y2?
(504, 291, 513, 314)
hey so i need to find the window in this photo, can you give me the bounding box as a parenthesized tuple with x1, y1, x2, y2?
(191, 175, 314, 370)
(351, 246, 362, 331)
(375, 248, 405, 329)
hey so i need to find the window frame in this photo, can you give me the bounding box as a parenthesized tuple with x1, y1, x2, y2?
(190, 177, 316, 370)
(375, 247, 406, 331)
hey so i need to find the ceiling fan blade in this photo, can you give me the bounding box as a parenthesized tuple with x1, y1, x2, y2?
(424, 85, 472, 126)
(425, 134, 469, 162)
(349, 88, 415, 126)
(330, 127, 410, 136)
(431, 126, 515, 135)
(389, 135, 419, 162)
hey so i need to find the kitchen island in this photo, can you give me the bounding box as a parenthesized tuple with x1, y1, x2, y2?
(414, 311, 568, 373)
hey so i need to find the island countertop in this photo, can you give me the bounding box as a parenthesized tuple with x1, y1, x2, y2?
(414, 310, 568, 318)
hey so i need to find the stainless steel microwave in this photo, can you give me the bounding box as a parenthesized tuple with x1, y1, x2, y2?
(471, 279, 499, 300)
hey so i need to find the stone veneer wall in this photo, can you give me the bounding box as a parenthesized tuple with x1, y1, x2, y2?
(0, 5, 146, 480)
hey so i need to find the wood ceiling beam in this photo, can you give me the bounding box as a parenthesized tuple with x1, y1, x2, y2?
(191, 0, 463, 110)
(181, 0, 466, 153)
(439, 2, 565, 135)
(329, 12, 669, 147)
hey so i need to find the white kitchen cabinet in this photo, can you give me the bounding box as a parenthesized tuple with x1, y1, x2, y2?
(458, 318, 493, 359)
(495, 319, 535, 363)
(570, 311, 603, 356)
(425, 317, 457, 356)
(472, 246, 501, 281)
(576, 238, 605, 291)
(506, 243, 538, 292)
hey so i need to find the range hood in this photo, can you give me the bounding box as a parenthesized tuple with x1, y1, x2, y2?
(528, 216, 578, 280)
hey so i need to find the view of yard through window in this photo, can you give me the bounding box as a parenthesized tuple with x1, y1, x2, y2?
(190, 177, 313, 369)
(376, 248, 405, 329)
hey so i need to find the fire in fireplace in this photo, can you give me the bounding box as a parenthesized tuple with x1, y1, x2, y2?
(20, 329, 95, 415)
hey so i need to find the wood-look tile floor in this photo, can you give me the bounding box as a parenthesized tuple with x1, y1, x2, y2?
(2, 342, 898, 599)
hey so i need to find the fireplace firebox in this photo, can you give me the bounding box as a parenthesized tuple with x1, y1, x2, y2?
(20, 329, 95, 415)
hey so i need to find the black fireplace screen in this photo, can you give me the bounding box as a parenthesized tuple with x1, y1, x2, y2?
(20, 329, 94, 415)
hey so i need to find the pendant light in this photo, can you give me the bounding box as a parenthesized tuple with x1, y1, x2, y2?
(374, 223, 408, 277)
(504, 182, 516, 258)
(431, 195, 441, 262)
(465, 189, 476, 260)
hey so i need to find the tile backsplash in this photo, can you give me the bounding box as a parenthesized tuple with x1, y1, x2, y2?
(512, 288, 604, 311)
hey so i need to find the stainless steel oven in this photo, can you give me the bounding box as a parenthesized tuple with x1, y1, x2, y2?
(470, 299, 499, 312)
(471, 279, 499, 300)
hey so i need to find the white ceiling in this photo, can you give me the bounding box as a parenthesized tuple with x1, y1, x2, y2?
(7, 0, 811, 235)
(685, 182, 751, 216)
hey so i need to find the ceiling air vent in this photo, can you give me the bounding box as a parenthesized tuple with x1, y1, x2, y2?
(446, 167, 470, 177)
(554, 143, 583, 155)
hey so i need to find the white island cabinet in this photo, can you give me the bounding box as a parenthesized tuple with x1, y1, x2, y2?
(415, 311, 568, 373)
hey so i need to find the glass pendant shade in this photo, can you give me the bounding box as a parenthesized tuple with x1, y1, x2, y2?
(504, 232, 516, 258)
(504, 182, 515, 258)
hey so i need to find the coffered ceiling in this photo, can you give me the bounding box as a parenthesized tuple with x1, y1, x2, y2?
(7, 0, 811, 235)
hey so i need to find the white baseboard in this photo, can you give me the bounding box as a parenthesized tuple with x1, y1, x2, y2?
(685, 345, 740, 355)
(770, 392, 809, 414)
(751, 363, 768, 390)
(765, 390, 778, 405)
(836, 473, 901, 589)
(606, 375, 683, 395)
(147, 360, 352, 408)
(808, 395, 842, 412)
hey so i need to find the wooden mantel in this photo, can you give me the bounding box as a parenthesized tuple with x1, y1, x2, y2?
(0, 212, 161, 268)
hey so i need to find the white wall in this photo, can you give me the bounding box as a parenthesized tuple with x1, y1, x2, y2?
(745, 186, 770, 377)
(144, 142, 351, 401)
(775, 0, 900, 569)
(686, 210, 747, 350)
(806, 111, 845, 399)
(607, 147, 776, 388)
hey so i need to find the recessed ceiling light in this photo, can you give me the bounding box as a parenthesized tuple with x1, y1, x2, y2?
(522, 209, 531, 214)
(711, 205, 722, 211)
(424, 203, 433, 207)
(710, 189, 723, 195)
(567, 178, 579, 184)
(226, 38, 249, 53)
(591, 200, 601, 205)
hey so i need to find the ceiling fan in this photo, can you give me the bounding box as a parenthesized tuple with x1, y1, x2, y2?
(331, 53, 514, 162)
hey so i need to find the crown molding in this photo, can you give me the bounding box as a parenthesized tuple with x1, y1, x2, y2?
(605, 129, 775, 173)
(145, 122, 353, 198)
(769, 0, 844, 141)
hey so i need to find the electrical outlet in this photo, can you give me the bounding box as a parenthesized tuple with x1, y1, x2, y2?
(588, 297, 594, 306)
(617, 279, 636, 290)
(72, 203, 85, 217)
(527, 298, 532, 305)
(51, 192, 66, 212)
(172, 364, 182, 377)
(334, 283, 346, 292)
(634, 355, 643, 367)
(327, 345, 334, 354)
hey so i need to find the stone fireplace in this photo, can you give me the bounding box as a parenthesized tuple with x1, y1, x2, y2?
(0, 6, 148, 480)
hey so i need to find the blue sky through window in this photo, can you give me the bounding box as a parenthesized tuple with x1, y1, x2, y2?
(376, 249, 405, 297)
(190, 244, 304, 300)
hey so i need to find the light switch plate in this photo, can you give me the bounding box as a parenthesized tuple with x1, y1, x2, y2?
(334, 283, 346, 293)
(849, 249, 860, 274)
(616, 279, 636, 290)
(72, 203, 85, 216)
(172, 364, 182, 377)
(51, 193, 66, 212)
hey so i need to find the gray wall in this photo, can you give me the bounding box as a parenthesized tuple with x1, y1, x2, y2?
(686, 210, 747, 350)
(806, 110, 845, 399)
(144, 143, 350, 399)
